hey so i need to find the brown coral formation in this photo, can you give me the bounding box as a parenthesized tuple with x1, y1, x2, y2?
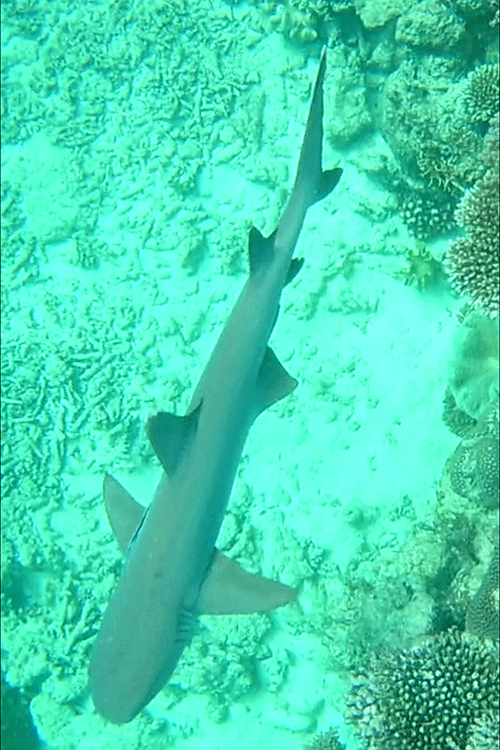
(466, 540, 500, 641)
(448, 312, 499, 422)
(446, 399, 499, 509)
(442, 386, 478, 438)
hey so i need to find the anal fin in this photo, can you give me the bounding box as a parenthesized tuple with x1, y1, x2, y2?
(254, 346, 297, 417)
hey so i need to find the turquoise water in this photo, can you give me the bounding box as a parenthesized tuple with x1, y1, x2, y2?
(1, 2, 498, 749)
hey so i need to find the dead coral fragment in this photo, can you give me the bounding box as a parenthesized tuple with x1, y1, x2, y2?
(267, 0, 330, 44)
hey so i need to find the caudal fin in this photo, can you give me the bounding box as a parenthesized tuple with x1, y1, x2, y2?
(294, 47, 342, 207)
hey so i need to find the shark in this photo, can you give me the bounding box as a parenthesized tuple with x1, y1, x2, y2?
(89, 47, 342, 724)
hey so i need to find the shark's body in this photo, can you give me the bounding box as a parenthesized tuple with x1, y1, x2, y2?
(89, 49, 341, 724)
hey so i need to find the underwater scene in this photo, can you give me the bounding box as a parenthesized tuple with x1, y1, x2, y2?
(1, 1, 499, 749)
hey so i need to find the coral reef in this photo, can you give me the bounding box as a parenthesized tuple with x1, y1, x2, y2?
(395, 0, 466, 49)
(345, 629, 500, 750)
(466, 540, 499, 641)
(463, 65, 500, 128)
(354, 0, 406, 28)
(324, 44, 372, 147)
(448, 312, 499, 422)
(445, 124, 500, 318)
(381, 61, 485, 192)
(167, 613, 276, 722)
(304, 727, 346, 749)
(446, 398, 499, 509)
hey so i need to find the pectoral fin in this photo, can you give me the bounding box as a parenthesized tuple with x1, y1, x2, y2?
(103, 473, 145, 554)
(197, 549, 297, 614)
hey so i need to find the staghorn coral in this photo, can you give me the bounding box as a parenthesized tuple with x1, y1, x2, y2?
(345, 629, 500, 750)
(463, 65, 500, 128)
(466, 540, 499, 641)
(466, 711, 500, 750)
(446, 398, 499, 509)
(304, 727, 346, 749)
(445, 124, 500, 318)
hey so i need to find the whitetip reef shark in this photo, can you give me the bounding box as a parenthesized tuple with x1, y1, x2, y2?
(89, 47, 342, 724)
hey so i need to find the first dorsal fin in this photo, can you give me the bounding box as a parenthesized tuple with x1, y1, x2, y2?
(103, 473, 145, 554)
(248, 226, 276, 275)
(147, 402, 202, 476)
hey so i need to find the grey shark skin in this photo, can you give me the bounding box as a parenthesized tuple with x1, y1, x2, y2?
(89, 47, 342, 724)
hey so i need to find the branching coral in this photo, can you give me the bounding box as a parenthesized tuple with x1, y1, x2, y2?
(467, 711, 500, 750)
(445, 124, 500, 317)
(345, 629, 499, 750)
(463, 65, 500, 128)
(304, 727, 346, 750)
